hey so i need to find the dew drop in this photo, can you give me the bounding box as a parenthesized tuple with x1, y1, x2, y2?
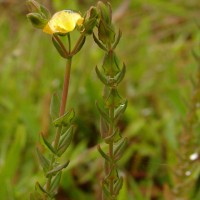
(185, 171, 191, 176)
(189, 152, 199, 161)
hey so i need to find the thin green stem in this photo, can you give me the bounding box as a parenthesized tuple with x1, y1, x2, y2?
(53, 34, 69, 55)
(108, 105, 115, 199)
(45, 57, 72, 194)
(59, 58, 72, 117)
(67, 33, 71, 53)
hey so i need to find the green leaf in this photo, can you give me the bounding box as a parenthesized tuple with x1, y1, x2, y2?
(71, 35, 86, 55)
(105, 88, 122, 108)
(93, 33, 107, 51)
(83, 18, 97, 35)
(49, 172, 62, 194)
(50, 93, 60, 121)
(98, 19, 115, 45)
(114, 177, 123, 195)
(115, 63, 126, 85)
(96, 101, 110, 122)
(53, 109, 75, 127)
(104, 128, 119, 144)
(35, 182, 49, 196)
(97, 1, 112, 24)
(114, 100, 128, 121)
(36, 148, 50, 173)
(41, 134, 57, 155)
(102, 181, 112, 198)
(95, 66, 108, 85)
(57, 126, 74, 156)
(100, 116, 109, 139)
(47, 161, 69, 177)
(113, 137, 128, 161)
(52, 35, 69, 59)
(97, 145, 112, 162)
(112, 29, 122, 49)
(102, 51, 120, 76)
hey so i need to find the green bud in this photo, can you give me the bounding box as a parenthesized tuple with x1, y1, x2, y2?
(97, 1, 112, 24)
(98, 20, 115, 45)
(83, 18, 97, 35)
(27, 13, 48, 29)
(87, 6, 99, 19)
(26, 0, 51, 20)
(26, 0, 41, 13)
(83, 6, 99, 35)
(97, 1, 115, 44)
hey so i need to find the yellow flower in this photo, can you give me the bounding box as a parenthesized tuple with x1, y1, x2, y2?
(43, 10, 84, 35)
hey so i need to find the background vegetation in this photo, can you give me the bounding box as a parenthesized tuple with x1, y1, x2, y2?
(0, 0, 200, 199)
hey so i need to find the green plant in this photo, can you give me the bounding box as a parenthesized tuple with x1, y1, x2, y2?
(173, 44, 200, 200)
(94, 2, 128, 199)
(26, 1, 128, 199)
(26, 0, 97, 199)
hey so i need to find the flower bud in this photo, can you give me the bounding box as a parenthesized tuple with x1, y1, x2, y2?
(97, 1, 115, 45)
(82, 6, 99, 35)
(97, 1, 112, 25)
(98, 20, 115, 45)
(27, 13, 48, 29)
(26, 0, 51, 20)
(26, 0, 41, 12)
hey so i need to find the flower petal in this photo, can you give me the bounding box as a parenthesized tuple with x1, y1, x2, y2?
(43, 10, 84, 35)
(43, 23, 54, 34)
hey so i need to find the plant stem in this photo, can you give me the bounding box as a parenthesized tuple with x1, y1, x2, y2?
(46, 57, 72, 193)
(108, 106, 114, 197)
(53, 34, 69, 56)
(55, 57, 72, 148)
(67, 33, 71, 53)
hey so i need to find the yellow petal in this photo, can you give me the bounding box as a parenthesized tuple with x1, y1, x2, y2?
(43, 10, 83, 35)
(77, 17, 84, 26)
(43, 23, 53, 34)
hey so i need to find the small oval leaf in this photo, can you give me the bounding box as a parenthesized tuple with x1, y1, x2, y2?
(57, 126, 74, 156)
(36, 148, 50, 173)
(114, 100, 128, 121)
(93, 33, 108, 51)
(46, 161, 69, 177)
(49, 172, 62, 194)
(112, 29, 122, 49)
(41, 134, 57, 155)
(95, 66, 109, 86)
(97, 145, 112, 162)
(53, 109, 75, 127)
(115, 63, 126, 85)
(113, 137, 127, 161)
(96, 101, 110, 122)
(114, 177, 123, 195)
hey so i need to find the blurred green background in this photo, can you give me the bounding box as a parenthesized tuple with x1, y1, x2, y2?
(1, 0, 200, 199)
